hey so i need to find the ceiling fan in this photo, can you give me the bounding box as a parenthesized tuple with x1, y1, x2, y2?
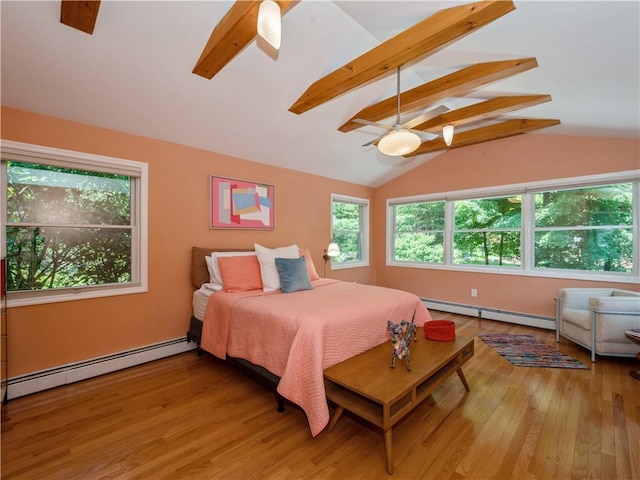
(352, 66, 451, 156)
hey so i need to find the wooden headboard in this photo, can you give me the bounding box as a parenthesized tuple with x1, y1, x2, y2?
(191, 246, 253, 289)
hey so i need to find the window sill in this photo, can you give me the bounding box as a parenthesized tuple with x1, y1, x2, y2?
(331, 261, 369, 270)
(386, 261, 638, 284)
(7, 284, 148, 308)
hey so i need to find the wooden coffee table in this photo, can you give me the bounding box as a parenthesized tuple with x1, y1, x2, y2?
(324, 330, 474, 475)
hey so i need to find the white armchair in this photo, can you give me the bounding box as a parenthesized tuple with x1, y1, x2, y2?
(555, 288, 640, 362)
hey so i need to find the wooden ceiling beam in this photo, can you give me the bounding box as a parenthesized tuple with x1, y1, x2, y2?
(404, 118, 561, 156)
(411, 94, 552, 132)
(289, 0, 515, 115)
(339, 57, 538, 132)
(60, 0, 101, 35)
(193, 1, 298, 80)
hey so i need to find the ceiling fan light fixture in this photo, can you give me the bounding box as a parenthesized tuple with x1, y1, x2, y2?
(443, 124, 454, 146)
(257, 0, 281, 50)
(377, 129, 421, 156)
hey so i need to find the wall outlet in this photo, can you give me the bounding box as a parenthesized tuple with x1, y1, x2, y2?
(471, 288, 478, 297)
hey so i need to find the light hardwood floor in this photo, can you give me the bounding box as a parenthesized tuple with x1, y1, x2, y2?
(1, 312, 639, 480)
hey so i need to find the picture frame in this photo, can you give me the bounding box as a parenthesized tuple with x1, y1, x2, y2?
(209, 175, 275, 230)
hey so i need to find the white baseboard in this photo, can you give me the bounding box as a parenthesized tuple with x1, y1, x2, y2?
(423, 300, 478, 317)
(7, 337, 197, 400)
(423, 299, 555, 331)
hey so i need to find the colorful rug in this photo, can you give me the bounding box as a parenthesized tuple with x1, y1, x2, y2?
(477, 334, 588, 369)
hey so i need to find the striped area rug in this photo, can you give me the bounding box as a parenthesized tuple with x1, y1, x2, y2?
(477, 334, 589, 369)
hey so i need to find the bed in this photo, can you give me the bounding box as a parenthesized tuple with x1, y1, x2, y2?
(187, 245, 433, 437)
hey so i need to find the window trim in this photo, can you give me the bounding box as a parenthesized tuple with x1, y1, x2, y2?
(386, 170, 640, 284)
(331, 193, 370, 270)
(2, 140, 148, 307)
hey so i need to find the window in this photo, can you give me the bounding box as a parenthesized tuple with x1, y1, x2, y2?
(453, 196, 522, 268)
(331, 194, 369, 268)
(1, 141, 148, 306)
(387, 171, 639, 282)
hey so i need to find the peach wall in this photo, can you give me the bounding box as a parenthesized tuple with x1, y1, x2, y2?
(375, 133, 640, 318)
(1, 107, 374, 377)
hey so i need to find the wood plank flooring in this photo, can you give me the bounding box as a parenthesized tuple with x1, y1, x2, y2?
(1, 312, 639, 479)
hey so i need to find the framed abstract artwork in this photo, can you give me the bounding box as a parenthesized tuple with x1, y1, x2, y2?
(209, 175, 275, 230)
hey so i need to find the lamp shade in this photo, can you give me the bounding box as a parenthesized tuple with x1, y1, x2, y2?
(442, 124, 454, 146)
(326, 243, 340, 257)
(257, 0, 281, 50)
(377, 129, 421, 156)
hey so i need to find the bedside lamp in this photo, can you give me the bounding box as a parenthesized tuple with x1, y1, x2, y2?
(323, 242, 340, 277)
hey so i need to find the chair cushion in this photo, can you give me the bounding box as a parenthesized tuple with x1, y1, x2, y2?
(562, 308, 590, 330)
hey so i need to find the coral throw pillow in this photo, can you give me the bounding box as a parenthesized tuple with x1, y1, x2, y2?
(217, 255, 263, 293)
(299, 248, 320, 281)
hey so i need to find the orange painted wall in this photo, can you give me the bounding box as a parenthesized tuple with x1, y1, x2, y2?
(375, 133, 640, 318)
(1, 107, 374, 377)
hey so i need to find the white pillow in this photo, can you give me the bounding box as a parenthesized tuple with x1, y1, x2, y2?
(206, 251, 256, 290)
(204, 256, 223, 291)
(254, 243, 299, 292)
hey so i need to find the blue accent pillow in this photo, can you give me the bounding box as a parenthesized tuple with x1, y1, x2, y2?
(275, 256, 313, 293)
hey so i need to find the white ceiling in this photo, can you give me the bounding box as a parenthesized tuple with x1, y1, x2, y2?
(2, 1, 638, 187)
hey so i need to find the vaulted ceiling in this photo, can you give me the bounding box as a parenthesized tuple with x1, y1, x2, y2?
(2, 1, 638, 187)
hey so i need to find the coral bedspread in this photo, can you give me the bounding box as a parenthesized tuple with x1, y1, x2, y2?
(200, 278, 432, 437)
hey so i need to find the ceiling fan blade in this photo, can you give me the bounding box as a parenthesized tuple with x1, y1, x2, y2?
(353, 118, 395, 131)
(413, 130, 438, 141)
(361, 137, 382, 148)
(403, 105, 450, 130)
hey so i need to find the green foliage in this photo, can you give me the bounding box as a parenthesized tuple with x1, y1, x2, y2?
(534, 184, 633, 272)
(394, 232, 444, 263)
(393, 202, 444, 262)
(395, 202, 445, 231)
(453, 198, 521, 266)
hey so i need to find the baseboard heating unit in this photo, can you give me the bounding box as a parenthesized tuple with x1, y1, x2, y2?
(7, 337, 196, 400)
(422, 298, 555, 331)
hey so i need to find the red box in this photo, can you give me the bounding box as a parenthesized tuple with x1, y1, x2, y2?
(424, 320, 456, 342)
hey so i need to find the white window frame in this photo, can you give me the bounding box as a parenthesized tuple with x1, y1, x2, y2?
(1, 140, 148, 307)
(331, 193, 369, 269)
(387, 170, 640, 284)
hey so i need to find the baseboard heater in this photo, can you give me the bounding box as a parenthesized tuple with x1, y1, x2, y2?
(7, 337, 196, 400)
(422, 298, 555, 331)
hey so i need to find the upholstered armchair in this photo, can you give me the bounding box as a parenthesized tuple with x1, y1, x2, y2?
(555, 288, 640, 362)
